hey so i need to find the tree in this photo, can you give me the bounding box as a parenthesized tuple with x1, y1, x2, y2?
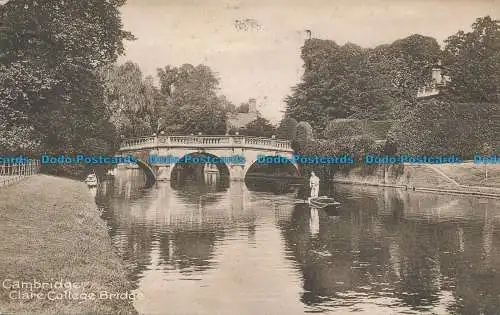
(218, 95, 237, 113)
(276, 117, 298, 140)
(237, 102, 249, 113)
(284, 39, 353, 131)
(157, 64, 228, 134)
(0, 0, 133, 158)
(387, 16, 500, 158)
(284, 36, 441, 132)
(101, 62, 159, 138)
(323, 119, 366, 140)
(293, 121, 314, 152)
(388, 98, 498, 158)
(244, 117, 276, 137)
(443, 16, 500, 103)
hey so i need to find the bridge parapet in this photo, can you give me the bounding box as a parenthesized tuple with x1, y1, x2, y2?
(121, 136, 156, 150)
(120, 135, 293, 152)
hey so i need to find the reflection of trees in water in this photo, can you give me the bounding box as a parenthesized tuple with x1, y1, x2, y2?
(102, 169, 150, 200)
(245, 161, 302, 195)
(450, 201, 500, 315)
(393, 223, 441, 309)
(277, 205, 355, 304)
(96, 191, 156, 290)
(97, 177, 262, 290)
(246, 162, 298, 176)
(157, 230, 222, 273)
(120, 224, 155, 289)
(95, 173, 159, 289)
(98, 173, 500, 313)
(277, 185, 500, 313)
(245, 178, 295, 195)
(171, 178, 228, 206)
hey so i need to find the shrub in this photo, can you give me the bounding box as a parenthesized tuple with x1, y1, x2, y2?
(324, 119, 366, 139)
(276, 117, 298, 140)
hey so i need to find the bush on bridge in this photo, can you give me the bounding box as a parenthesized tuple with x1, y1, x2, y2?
(276, 117, 298, 140)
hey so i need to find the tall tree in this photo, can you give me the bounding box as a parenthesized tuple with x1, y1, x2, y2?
(284, 35, 441, 132)
(237, 102, 249, 113)
(293, 121, 314, 152)
(388, 98, 499, 157)
(0, 0, 133, 155)
(276, 117, 298, 140)
(443, 16, 500, 102)
(218, 95, 237, 113)
(101, 62, 159, 138)
(244, 117, 276, 137)
(157, 64, 228, 134)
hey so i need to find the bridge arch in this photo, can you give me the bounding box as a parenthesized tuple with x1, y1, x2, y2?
(243, 155, 300, 178)
(169, 151, 231, 182)
(135, 159, 156, 187)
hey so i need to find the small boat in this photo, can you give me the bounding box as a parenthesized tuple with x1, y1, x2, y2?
(84, 173, 98, 187)
(309, 196, 341, 209)
(106, 168, 117, 178)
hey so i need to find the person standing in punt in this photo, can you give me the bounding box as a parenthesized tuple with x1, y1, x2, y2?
(309, 171, 320, 202)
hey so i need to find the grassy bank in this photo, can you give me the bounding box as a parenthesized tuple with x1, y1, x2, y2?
(332, 163, 500, 197)
(0, 175, 137, 314)
(433, 163, 500, 188)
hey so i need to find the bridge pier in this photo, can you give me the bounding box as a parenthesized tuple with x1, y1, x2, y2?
(229, 164, 245, 181)
(155, 165, 246, 181)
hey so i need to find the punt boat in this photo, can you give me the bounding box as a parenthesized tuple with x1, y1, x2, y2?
(85, 173, 98, 187)
(309, 196, 341, 209)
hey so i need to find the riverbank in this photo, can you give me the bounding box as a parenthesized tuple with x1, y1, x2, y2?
(0, 175, 137, 314)
(332, 163, 500, 198)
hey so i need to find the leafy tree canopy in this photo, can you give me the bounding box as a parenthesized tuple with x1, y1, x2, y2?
(443, 16, 500, 103)
(101, 62, 160, 138)
(244, 117, 276, 137)
(388, 98, 499, 157)
(0, 0, 132, 156)
(276, 117, 298, 140)
(284, 35, 441, 132)
(156, 64, 228, 135)
(237, 102, 249, 113)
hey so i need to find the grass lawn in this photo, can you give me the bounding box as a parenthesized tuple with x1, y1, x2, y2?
(433, 163, 500, 188)
(0, 175, 137, 314)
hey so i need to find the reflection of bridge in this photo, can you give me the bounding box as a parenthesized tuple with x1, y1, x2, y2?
(118, 135, 298, 183)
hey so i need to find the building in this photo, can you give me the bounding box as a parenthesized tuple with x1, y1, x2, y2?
(416, 61, 451, 99)
(226, 98, 259, 132)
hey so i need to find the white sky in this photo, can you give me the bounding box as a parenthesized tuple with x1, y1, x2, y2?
(119, 0, 500, 123)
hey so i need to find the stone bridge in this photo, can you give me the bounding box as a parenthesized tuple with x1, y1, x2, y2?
(118, 135, 298, 184)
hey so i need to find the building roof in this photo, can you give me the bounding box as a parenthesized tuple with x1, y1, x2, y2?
(227, 112, 258, 129)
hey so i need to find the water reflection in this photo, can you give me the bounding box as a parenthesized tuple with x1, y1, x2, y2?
(96, 169, 500, 315)
(310, 208, 320, 236)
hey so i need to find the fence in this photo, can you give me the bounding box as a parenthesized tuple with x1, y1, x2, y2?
(0, 160, 40, 187)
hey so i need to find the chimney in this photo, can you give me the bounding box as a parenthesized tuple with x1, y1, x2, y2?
(248, 98, 257, 113)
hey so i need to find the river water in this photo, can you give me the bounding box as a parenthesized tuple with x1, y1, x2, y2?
(94, 169, 500, 315)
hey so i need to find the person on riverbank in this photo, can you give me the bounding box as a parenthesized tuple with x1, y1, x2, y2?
(309, 171, 320, 202)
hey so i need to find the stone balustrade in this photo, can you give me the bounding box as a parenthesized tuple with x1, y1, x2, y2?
(120, 135, 292, 152)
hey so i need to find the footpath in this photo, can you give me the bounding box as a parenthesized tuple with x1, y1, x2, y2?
(0, 175, 137, 315)
(333, 163, 500, 198)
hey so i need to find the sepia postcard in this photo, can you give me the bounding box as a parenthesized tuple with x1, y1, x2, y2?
(1, 0, 500, 314)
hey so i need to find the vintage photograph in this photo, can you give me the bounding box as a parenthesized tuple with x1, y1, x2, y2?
(1, 0, 500, 314)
